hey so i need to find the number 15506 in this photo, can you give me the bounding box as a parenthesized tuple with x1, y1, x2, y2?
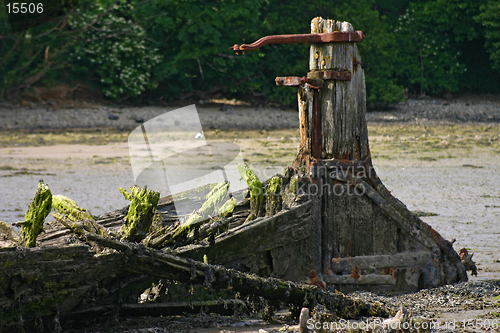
(6, 3, 44, 14)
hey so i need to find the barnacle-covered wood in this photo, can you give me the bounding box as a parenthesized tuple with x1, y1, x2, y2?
(20, 180, 52, 247)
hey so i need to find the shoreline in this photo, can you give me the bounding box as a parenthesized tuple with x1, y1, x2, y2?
(0, 96, 500, 132)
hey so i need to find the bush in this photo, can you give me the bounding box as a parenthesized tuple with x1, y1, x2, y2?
(69, 0, 162, 99)
(475, 1, 500, 70)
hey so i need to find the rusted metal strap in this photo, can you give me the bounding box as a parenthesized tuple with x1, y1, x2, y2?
(311, 89, 322, 159)
(276, 70, 351, 89)
(275, 76, 323, 88)
(229, 31, 364, 54)
(308, 70, 351, 81)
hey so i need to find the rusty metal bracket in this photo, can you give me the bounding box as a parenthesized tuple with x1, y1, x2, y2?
(229, 31, 364, 54)
(311, 89, 321, 159)
(275, 76, 323, 89)
(276, 70, 351, 90)
(308, 70, 351, 81)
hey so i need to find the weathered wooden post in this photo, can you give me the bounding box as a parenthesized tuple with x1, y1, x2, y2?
(295, 18, 368, 163)
(292, 18, 371, 273)
(229, 17, 468, 291)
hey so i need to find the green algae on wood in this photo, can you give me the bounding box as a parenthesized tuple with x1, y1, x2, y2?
(119, 186, 160, 241)
(266, 175, 283, 216)
(282, 174, 299, 208)
(184, 215, 232, 246)
(164, 181, 231, 247)
(51, 194, 110, 237)
(52, 195, 94, 222)
(170, 182, 218, 203)
(219, 197, 236, 217)
(237, 164, 263, 221)
(20, 180, 52, 247)
(200, 181, 230, 217)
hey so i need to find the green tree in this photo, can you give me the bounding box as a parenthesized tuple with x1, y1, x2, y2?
(393, 0, 495, 95)
(0, 0, 161, 100)
(0, 8, 76, 98)
(133, 0, 403, 105)
(475, 1, 500, 70)
(251, 0, 403, 104)
(4, 0, 497, 104)
(395, 4, 462, 95)
(134, 0, 264, 102)
(69, 0, 162, 99)
(338, 0, 404, 104)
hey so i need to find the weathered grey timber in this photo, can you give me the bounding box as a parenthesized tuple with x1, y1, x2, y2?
(308, 18, 369, 160)
(176, 195, 322, 282)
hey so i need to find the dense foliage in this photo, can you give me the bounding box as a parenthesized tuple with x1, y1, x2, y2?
(1, 0, 499, 105)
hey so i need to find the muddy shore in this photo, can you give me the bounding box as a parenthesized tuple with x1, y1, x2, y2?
(1, 96, 500, 332)
(1, 95, 500, 131)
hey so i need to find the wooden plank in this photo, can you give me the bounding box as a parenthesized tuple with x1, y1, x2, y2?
(329, 184, 351, 258)
(322, 183, 373, 261)
(331, 251, 433, 273)
(320, 178, 339, 273)
(372, 203, 398, 255)
(309, 17, 323, 70)
(357, 178, 436, 251)
(269, 200, 322, 282)
(318, 18, 335, 159)
(351, 193, 373, 257)
(176, 199, 319, 267)
(298, 84, 312, 155)
(323, 273, 396, 285)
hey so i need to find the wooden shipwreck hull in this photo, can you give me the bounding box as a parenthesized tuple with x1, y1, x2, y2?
(0, 16, 470, 330)
(0, 189, 397, 330)
(174, 167, 468, 293)
(1, 175, 466, 328)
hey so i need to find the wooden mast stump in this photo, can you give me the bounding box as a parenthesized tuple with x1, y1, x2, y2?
(178, 16, 468, 293)
(183, 16, 468, 292)
(290, 17, 467, 291)
(297, 18, 368, 164)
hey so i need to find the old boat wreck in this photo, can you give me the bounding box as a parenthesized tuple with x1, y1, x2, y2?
(0, 17, 470, 330)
